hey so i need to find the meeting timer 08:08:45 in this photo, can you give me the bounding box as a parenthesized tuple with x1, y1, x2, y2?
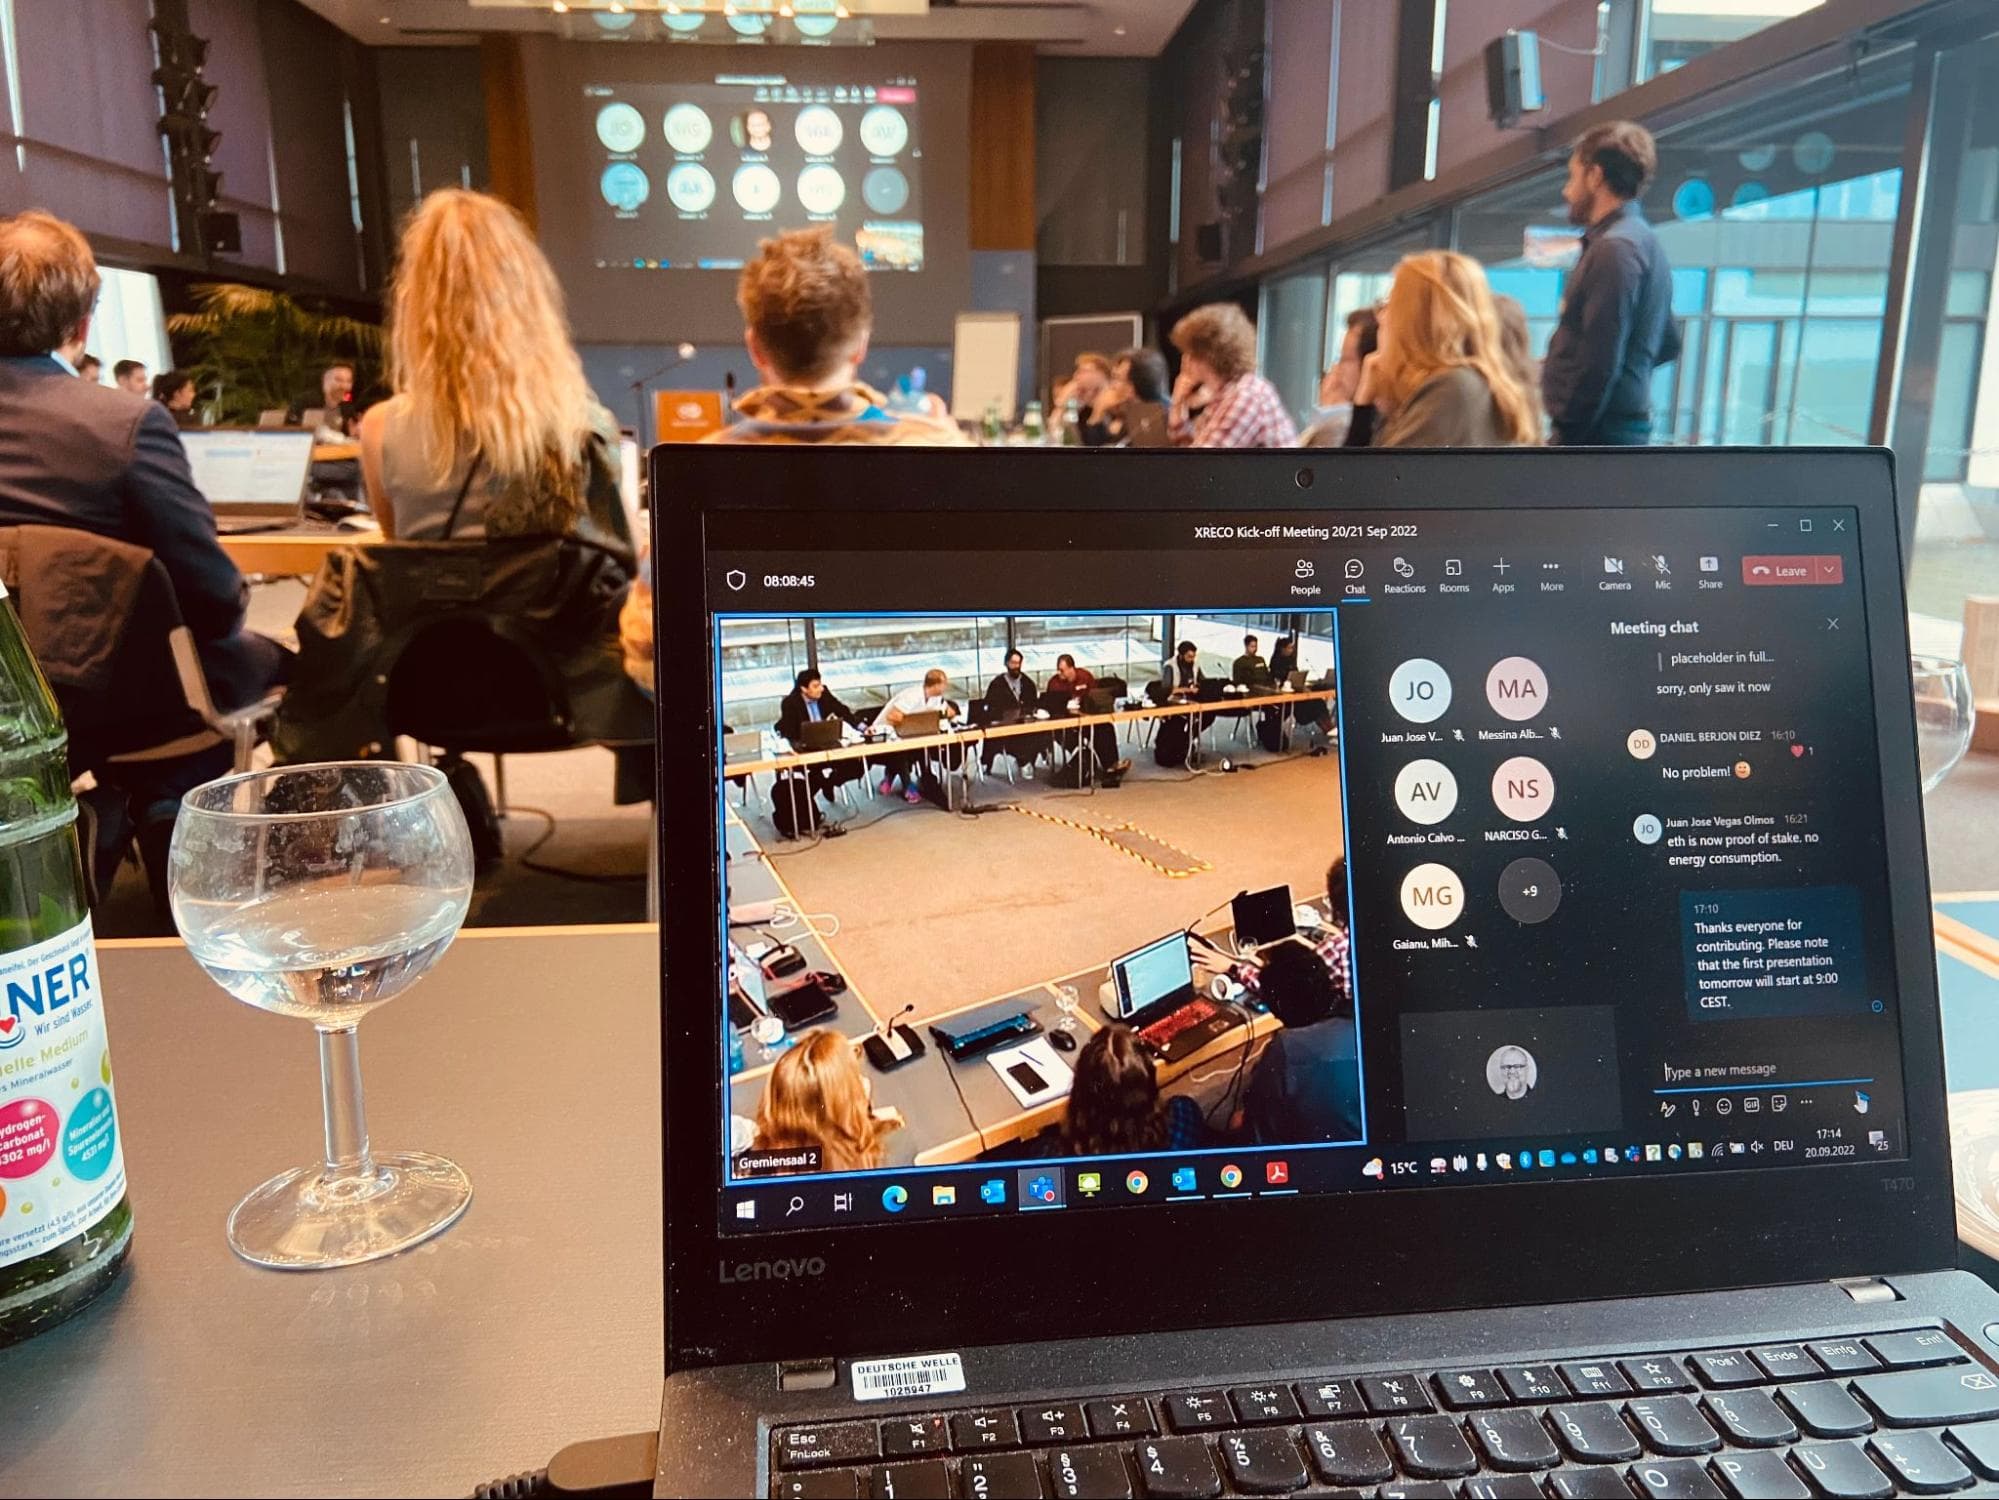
(763, 574, 817, 588)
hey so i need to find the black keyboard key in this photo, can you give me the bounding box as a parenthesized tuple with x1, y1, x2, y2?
(1048, 1445, 1132, 1500)
(871, 1460, 952, 1500)
(1853, 1365, 1999, 1427)
(1779, 1381, 1875, 1438)
(1227, 1384, 1300, 1424)
(1218, 1428, 1306, 1494)
(1469, 1406, 1561, 1471)
(951, 1409, 1021, 1450)
(1807, 1340, 1882, 1375)
(1623, 1356, 1695, 1392)
(1713, 1450, 1812, 1499)
(880, 1416, 950, 1458)
(1869, 1430, 1974, 1494)
(1161, 1391, 1231, 1432)
(1361, 1373, 1433, 1414)
(958, 1452, 1042, 1499)
(1551, 1402, 1642, 1463)
(1086, 1397, 1155, 1438)
(1702, 1388, 1797, 1447)
(1434, 1368, 1507, 1409)
(1865, 1329, 1962, 1369)
(779, 1423, 879, 1468)
(1132, 1437, 1221, 1499)
(1626, 1395, 1721, 1456)
(1947, 1418, 1999, 1479)
(1689, 1350, 1761, 1388)
(1377, 1485, 1453, 1499)
(1751, 1345, 1822, 1381)
(1019, 1404, 1085, 1446)
(1549, 1468, 1639, 1499)
(1385, 1414, 1477, 1479)
(774, 1472, 863, 1500)
(1498, 1365, 1568, 1402)
(1302, 1421, 1393, 1486)
(1628, 1457, 1725, 1498)
(1296, 1378, 1365, 1420)
(1561, 1360, 1633, 1398)
(1791, 1441, 1893, 1498)
(1462, 1478, 1544, 1499)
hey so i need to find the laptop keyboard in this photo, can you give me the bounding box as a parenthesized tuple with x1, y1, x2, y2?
(768, 1327, 1999, 1497)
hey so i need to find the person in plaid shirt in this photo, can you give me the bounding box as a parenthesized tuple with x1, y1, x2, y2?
(1167, 302, 1300, 448)
(1236, 858, 1354, 1010)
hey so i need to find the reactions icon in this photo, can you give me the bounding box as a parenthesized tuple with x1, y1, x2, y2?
(1389, 658, 1452, 725)
(1485, 656, 1548, 721)
(1632, 813, 1664, 845)
(1491, 757, 1554, 821)
(1400, 863, 1465, 930)
(1627, 728, 1657, 760)
(1393, 759, 1459, 825)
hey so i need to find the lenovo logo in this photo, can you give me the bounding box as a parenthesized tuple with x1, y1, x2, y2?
(719, 1255, 828, 1283)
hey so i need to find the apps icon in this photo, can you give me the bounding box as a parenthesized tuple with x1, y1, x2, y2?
(1019, 1169, 1064, 1209)
(1077, 1171, 1103, 1197)
(1537, 1150, 1555, 1168)
(1219, 1164, 1244, 1189)
(1361, 1158, 1385, 1180)
(1265, 1161, 1290, 1185)
(979, 1178, 1006, 1205)
(1171, 1166, 1198, 1193)
(882, 1185, 909, 1213)
(1125, 1170, 1149, 1195)
(932, 1184, 957, 1206)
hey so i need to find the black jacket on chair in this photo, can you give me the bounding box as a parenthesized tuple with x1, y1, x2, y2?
(0, 355, 287, 710)
(777, 686, 857, 743)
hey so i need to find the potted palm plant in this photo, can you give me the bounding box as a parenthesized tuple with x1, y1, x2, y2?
(167, 283, 382, 427)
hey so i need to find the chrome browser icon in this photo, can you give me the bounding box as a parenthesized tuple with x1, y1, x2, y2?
(1125, 1170, 1149, 1195)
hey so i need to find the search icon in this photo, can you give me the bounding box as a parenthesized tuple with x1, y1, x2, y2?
(786, 1195, 805, 1216)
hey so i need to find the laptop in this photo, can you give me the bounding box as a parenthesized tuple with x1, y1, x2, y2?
(654, 446, 1991, 1499)
(1232, 884, 1298, 950)
(178, 427, 316, 531)
(795, 719, 845, 751)
(1106, 931, 1235, 1065)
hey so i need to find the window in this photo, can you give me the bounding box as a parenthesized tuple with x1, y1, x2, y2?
(1638, 1, 1827, 83)
(1260, 267, 1330, 427)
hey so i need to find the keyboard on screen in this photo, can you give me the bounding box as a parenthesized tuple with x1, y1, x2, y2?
(1138, 999, 1227, 1060)
(771, 1327, 1999, 1497)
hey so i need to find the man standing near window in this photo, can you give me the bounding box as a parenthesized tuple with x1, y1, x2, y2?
(1541, 121, 1682, 447)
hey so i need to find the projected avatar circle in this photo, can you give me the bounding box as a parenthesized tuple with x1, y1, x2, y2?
(859, 105, 909, 158)
(595, 102, 646, 155)
(794, 0, 839, 39)
(797, 164, 847, 216)
(727, 11, 773, 36)
(599, 162, 651, 213)
(663, 103, 714, 155)
(732, 163, 782, 214)
(1486, 1045, 1539, 1100)
(863, 166, 910, 215)
(795, 105, 844, 156)
(667, 163, 717, 214)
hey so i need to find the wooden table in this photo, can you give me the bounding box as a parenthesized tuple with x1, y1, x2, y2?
(311, 442, 360, 463)
(219, 526, 378, 577)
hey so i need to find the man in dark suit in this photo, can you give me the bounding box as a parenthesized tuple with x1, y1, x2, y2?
(0, 211, 291, 875)
(775, 668, 863, 806)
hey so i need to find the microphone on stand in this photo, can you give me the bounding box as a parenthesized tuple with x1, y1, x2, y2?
(864, 1001, 926, 1071)
(629, 341, 698, 451)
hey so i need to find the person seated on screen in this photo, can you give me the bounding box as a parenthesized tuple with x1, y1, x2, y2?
(358, 190, 635, 555)
(1159, 639, 1206, 701)
(1236, 923, 1360, 1145)
(708, 227, 969, 447)
(75, 353, 101, 383)
(1272, 634, 1333, 751)
(1232, 633, 1272, 688)
(1103, 348, 1172, 449)
(777, 668, 865, 803)
(1238, 857, 1354, 1012)
(1043, 653, 1130, 787)
(982, 648, 1046, 775)
(1061, 1024, 1207, 1157)
(754, 1030, 900, 1173)
(151, 369, 198, 429)
(873, 668, 959, 805)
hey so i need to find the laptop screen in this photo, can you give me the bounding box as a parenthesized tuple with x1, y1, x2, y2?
(708, 500, 1906, 1232)
(1111, 933, 1195, 1019)
(178, 428, 316, 507)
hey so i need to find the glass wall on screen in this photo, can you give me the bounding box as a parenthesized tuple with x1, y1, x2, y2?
(82, 267, 170, 386)
(1639, 1, 1828, 82)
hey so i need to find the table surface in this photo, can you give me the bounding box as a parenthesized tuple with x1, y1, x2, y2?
(217, 525, 379, 578)
(0, 925, 664, 1499)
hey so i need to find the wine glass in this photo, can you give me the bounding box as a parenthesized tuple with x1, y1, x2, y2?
(167, 762, 476, 1270)
(1912, 655, 1976, 795)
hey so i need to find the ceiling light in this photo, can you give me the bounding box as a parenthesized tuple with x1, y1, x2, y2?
(1113, 23, 1126, 34)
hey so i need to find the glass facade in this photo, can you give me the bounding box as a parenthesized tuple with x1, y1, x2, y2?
(1638, 1, 1829, 82)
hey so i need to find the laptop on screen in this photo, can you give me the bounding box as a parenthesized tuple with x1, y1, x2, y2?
(651, 447, 1995, 1499)
(179, 427, 315, 524)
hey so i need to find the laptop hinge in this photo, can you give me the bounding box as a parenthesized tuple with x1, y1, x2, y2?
(1832, 1275, 1901, 1305)
(778, 1358, 840, 1393)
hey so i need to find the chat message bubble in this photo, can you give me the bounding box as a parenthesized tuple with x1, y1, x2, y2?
(1680, 886, 1869, 1021)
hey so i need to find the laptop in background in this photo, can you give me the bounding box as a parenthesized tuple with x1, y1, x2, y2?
(651, 446, 1996, 1500)
(179, 428, 315, 531)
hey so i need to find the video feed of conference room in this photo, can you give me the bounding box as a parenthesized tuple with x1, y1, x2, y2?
(716, 611, 1360, 1174)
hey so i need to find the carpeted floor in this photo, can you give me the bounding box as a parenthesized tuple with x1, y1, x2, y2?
(749, 749, 1344, 1023)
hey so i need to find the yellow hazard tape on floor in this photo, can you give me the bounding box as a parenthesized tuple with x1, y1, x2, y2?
(1012, 805, 1212, 878)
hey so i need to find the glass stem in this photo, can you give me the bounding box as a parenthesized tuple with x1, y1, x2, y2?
(317, 1025, 374, 1182)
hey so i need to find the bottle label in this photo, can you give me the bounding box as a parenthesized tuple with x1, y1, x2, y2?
(0, 916, 126, 1270)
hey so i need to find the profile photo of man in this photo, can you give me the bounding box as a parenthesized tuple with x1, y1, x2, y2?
(1487, 1044, 1538, 1101)
(732, 109, 774, 153)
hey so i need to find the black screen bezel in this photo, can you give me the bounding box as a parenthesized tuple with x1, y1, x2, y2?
(654, 445, 1951, 1372)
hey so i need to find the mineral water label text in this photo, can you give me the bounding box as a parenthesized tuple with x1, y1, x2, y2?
(0, 917, 125, 1269)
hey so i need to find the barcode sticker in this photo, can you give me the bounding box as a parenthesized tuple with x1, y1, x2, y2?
(851, 1352, 967, 1402)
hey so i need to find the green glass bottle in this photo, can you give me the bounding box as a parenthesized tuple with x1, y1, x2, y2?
(0, 581, 132, 1347)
